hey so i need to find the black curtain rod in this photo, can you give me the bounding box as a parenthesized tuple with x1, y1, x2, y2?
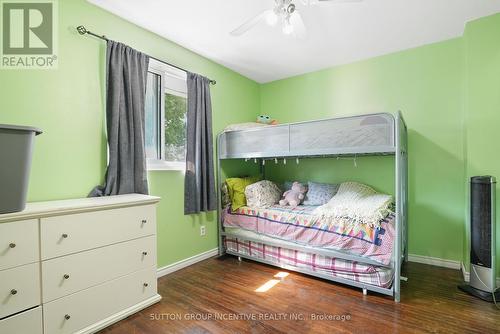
(76, 25, 216, 85)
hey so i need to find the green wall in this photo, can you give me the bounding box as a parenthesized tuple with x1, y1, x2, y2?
(261, 39, 466, 262)
(0, 0, 258, 267)
(463, 14, 500, 274)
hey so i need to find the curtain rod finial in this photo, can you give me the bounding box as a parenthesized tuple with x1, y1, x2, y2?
(77, 25, 87, 35)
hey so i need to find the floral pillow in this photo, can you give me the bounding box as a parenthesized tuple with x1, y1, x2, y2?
(245, 180, 282, 208)
(303, 181, 339, 206)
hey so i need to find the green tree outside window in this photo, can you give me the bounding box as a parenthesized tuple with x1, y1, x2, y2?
(165, 93, 187, 162)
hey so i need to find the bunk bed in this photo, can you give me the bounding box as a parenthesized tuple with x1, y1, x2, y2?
(216, 112, 408, 302)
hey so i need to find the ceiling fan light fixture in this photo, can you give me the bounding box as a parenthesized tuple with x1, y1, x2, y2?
(231, 0, 363, 38)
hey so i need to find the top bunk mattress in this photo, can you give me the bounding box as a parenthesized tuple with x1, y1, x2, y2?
(222, 205, 395, 266)
(218, 113, 396, 159)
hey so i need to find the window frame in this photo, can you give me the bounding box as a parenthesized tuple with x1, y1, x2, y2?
(146, 59, 187, 172)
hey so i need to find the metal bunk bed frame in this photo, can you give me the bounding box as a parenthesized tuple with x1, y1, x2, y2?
(216, 111, 408, 302)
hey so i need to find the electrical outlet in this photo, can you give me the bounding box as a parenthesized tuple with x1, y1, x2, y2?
(200, 225, 206, 236)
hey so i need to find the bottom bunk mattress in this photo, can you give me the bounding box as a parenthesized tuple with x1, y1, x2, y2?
(224, 233, 394, 289)
(223, 205, 395, 266)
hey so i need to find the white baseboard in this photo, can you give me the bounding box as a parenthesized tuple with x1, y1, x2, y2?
(460, 261, 500, 286)
(157, 248, 219, 278)
(407, 254, 461, 269)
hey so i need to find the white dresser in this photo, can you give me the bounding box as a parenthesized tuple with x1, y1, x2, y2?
(0, 194, 161, 334)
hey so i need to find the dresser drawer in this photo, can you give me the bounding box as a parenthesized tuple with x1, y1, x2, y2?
(0, 263, 41, 318)
(0, 219, 39, 271)
(43, 266, 158, 334)
(40, 205, 156, 260)
(0, 306, 42, 334)
(42, 235, 156, 302)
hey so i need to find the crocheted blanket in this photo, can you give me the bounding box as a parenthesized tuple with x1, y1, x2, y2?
(313, 182, 393, 227)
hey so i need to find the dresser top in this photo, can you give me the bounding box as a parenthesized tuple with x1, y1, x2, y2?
(0, 194, 161, 223)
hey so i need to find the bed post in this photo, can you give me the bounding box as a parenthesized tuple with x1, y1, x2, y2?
(216, 133, 225, 256)
(402, 114, 409, 264)
(394, 112, 402, 302)
(394, 110, 408, 302)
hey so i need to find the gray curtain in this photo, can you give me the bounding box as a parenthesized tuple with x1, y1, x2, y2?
(89, 40, 150, 197)
(184, 72, 216, 214)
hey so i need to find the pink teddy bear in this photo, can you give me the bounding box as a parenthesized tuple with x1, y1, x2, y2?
(279, 182, 308, 207)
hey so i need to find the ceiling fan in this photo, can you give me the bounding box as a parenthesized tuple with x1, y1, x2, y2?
(230, 0, 362, 38)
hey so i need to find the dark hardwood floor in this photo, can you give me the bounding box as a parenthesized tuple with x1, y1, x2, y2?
(99, 256, 500, 334)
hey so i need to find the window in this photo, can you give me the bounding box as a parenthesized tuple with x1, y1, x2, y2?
(145, 59, 187, 170)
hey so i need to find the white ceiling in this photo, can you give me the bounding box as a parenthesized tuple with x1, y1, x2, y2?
(87, 0, 500, 83)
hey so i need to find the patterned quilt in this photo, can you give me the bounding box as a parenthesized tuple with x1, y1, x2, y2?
(222, 205, 395, 265)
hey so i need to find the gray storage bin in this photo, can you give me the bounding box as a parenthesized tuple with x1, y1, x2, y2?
(0, 124, 42, 214)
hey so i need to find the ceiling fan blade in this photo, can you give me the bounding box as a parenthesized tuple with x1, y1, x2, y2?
(290, 11, 307, 39)
(230, 9, 272, 36)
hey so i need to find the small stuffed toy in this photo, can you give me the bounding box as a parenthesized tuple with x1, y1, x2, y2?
(279, 182, 308, 207)
(257, 115, 278, 125)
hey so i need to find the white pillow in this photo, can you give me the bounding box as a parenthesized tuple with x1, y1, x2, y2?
(245, 180, 282, 208)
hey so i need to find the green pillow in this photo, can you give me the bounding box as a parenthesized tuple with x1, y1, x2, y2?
(225, 175, 261, 210)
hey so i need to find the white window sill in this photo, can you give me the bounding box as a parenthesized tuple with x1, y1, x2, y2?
(147, 160, 185, 171)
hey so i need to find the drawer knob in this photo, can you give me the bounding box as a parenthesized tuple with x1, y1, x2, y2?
(141, 219, 147, 224)
(63, 274, 70, 279)
(142, 251, 148, 256)
(10, 289, 17, 295)
(9, 243, 16, 248)
(62, 233, 68, 238)
(143, 283, 149, 287)
(64, 314, 71, 320)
